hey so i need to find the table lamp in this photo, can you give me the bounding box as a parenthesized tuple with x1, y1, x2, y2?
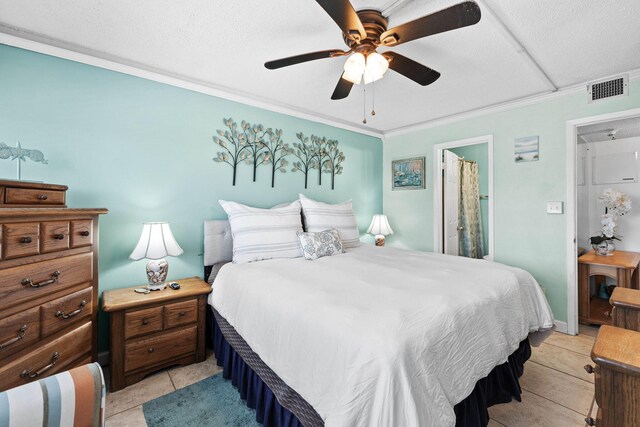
(129, 222, 184, 290)
(367, 214, 393, 246)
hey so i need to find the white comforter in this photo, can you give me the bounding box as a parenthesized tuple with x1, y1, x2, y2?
(209, 245, 554, 426)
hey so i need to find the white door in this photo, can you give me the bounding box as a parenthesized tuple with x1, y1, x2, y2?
(443, 150, 460, 255)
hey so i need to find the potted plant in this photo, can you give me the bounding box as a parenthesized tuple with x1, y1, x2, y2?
(589, 188, 631, 256)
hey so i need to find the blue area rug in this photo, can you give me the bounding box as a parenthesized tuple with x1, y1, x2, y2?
(142, 373, 260, 427)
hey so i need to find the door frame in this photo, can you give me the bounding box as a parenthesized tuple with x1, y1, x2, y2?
(433, 134, 494, 260)
(565, 107, 640, 336)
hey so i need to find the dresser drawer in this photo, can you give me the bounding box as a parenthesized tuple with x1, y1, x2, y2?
(164, 299, 197, 329)
(2, 222, 40, 259)
(0, 252, 93, 312)
(125, 306, 163, 340)
(70, 220, 93, 248)
(4, 188, 66, 206)
(40, 287, 92, 337)
(125, 325, 197, 373)
(40, 221, 70, 253)
(0, 307, 40, 360)
(0, 322, 91, 391)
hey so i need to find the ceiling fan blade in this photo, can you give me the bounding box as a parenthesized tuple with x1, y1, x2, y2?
(331, 75, 354, 100)
(315, 0, 367, 42)
(379, 1, 481, 47)
(383, 52, 441, 86)
(265, 50, 345, 70)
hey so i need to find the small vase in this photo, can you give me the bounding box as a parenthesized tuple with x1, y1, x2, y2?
(592, 240, 616, 256)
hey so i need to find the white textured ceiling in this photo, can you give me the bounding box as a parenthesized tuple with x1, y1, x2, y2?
(578, 116, 640, 143)
(0, 0, 639, 134)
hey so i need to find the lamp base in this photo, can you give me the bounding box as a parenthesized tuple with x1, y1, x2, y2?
(374, 235, 385, 246)
(146, 259, 168, 291)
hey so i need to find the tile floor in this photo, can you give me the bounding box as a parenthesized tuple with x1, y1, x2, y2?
(105, 327, 598, 426)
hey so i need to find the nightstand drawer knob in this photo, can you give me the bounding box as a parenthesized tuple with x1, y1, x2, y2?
(584, 364, 594, 374)
(80, 231, 90, 237)
(148, 347, 154, 353)
(36, 194, 48, 200)
(142, 319, 149, 325)
(585, 416, 596, 426)
(179, 311, 186, 317)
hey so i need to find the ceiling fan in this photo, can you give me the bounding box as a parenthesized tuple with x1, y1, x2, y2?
(264, 0, 482, 100)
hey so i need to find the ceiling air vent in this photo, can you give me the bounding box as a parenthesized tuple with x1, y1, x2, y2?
(588, 75, 629, 103)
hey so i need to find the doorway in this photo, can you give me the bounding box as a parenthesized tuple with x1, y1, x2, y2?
(566, 107, 640, 336)
(434, 135, 494, 260)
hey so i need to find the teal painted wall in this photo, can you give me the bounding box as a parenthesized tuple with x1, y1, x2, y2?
(449, 144, 489, 252)
(384, 81, 640, 323)
(0, 44, 383, 351)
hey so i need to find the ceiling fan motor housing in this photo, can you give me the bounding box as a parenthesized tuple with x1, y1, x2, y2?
(344, 10, 389, 54)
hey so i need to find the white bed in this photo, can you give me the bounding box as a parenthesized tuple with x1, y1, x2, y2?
(206, 225, 554, 427)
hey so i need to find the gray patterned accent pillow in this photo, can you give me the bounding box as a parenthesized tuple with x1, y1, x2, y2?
(296, 229, 345, 261)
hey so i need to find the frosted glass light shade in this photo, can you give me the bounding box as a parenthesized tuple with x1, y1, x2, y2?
(129, 222, 184, 260)
(343, 52, 366, 84)
(363, 52, 389, 84)
(367, 214, 394, 236)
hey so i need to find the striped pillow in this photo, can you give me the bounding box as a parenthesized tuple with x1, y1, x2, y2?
(219, 200, 304, 263)
(299, 194, 361, 248)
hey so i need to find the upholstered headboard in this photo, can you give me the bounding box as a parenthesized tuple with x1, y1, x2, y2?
(204, 220, 233, 279)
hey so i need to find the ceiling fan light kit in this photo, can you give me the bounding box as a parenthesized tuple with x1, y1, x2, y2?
(264, 0, 482, 121)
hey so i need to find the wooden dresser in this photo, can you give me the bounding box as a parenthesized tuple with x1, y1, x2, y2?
(102, 277, 211, 392)
(0, 181, 107, 392)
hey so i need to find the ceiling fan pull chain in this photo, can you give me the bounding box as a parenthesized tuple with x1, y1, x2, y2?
(362, 83, 367, 124)
(371, 81, 376, 117)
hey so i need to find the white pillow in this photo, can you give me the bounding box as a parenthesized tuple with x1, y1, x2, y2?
(298, 194, 361, 248)
(219, 200, 303, 263)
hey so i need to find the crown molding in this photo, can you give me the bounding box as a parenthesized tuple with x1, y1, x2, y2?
(0, 29, 384, 139)
(383, 68, 640, 138)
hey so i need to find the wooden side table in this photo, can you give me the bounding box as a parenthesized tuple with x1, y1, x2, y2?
(102, 277, 211, 392)
(610, 287, 640, 331)
(578, 250, 640, 325)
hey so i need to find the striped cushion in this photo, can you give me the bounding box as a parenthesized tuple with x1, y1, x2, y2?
(0, 363, 105, 427)
(299, 194, 361, 248)
(219, 200, 304, 263)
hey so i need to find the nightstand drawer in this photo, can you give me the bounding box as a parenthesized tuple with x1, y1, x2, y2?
(2, 222, 40, 260)
(125, 325, 197, 372)
(0, 307, 40, 360)
(164, 300, 197, 329)
(5, 187, 65, 206)
(0, 252, 93, 312)
(0, 322, 91, 391)
(40, 286, 92, 337)
(125, 306, 163, 340)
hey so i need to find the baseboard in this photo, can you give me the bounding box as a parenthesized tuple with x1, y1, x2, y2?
(98, 351, 109, 367)
(554, 320, 569, 334)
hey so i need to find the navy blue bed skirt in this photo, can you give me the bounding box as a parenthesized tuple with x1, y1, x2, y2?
(211, 310, 531, 427)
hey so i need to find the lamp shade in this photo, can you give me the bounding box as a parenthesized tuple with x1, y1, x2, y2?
(343, 52, 365, 84)
(129, 222, 184, 260)
(367, 214, 394, 236)
(363, 52, 389, 84)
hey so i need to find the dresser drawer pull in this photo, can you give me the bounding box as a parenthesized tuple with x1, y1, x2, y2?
(79, 231, 90, 237)
(179, 311, 186, 317)
(584, 364, 594, 374)
(36, 194, 48, 200)
(55, 300, 87, 319)
(142, 318, 149, 325)
(20, 352, 59, 379)
(0, 325, 28, 350)
(53, 233, 65, 240)
(21, 271, 61, 288)
(148, 347, 154, 353)
(585, 417, 596, 426)
(20, 236, 33, 244)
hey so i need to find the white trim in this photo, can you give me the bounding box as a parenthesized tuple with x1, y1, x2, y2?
(386, 68, 640, 138)
(554, 320, 568, 335)
(0, 31, 384, 139)
(565, 107, 640, 336)
(433, 134, 494, 260)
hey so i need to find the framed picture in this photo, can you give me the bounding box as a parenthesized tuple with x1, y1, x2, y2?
(392, 157, 425, 190)
(514, 136, 539, 162)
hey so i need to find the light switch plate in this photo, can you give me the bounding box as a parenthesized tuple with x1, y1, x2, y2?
(547, 201, 564, 214)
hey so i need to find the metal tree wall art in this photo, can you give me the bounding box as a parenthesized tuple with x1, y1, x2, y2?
(311, 136, 330, 186)
(259, 128, 291, 188)
(322, 140, 345, 190)
(240, 121, 270, 182)
(290, 132, 317, 189)
(0, 142, 48, 180)
(213, 118, 250, 186)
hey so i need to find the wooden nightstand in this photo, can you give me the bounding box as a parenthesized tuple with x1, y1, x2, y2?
(102, 277, 211, 392)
